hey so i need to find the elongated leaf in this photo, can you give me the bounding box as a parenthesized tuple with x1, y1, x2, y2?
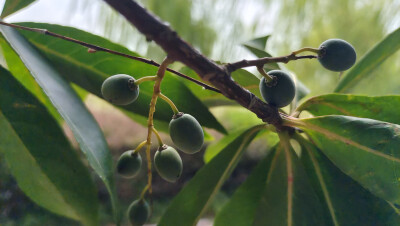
(0, 67, 98, 225)
(16, 22, 225, 134)
(204, 127, 250, 163)
(0, 26, 119, 221)
(242, 36, 279, 70)
(0, 33, 62, 123)
(158, 124, 264, 226)
(179, 67, 261, 107)
(214, 147, 277, 226)
(335, 27, 400, 93)
(297, 94, 400, 124)
(253, 138, 327, 226)
(298, 135, 400, 226)
(291, 116, 400, 204)
(243, 35, 270, 51)
(1, 0, 37, 18)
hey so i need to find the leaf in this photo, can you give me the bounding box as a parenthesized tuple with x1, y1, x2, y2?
(298, 135, 400, 226)
(290, 116, 400, 205)
(214, 146, 277, 226)
(1, 0, 37, 18)
(0, 33, 62, 123)
(158, 124, 264, 226)
(16, 22, 226, 134)
(0, 67, 98, 225)
(179, 67, 261, 107)
(297, 94, 400, 124)
(253, 134, 327, 226)
(243, 35, 271, 51)
(242, 35, 279, 70)
(334, 27, 400, 93)
(0, 25, 120, 222)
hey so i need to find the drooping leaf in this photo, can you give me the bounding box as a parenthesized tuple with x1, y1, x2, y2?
(243, 35, 270, 51)
(214, 146, 277, 226)
(158, 124, 265, 226)
(0, 67, 98, 226)
(298, 135, 400, 226)
(1, 0, 37, 18)
(15, 22, 226, 134)
(253, 135, 327, 226)
(204, 127, 250, 163)
(297, 94, 400, 124)
(0, 33, 62, 123)
(288, 116, 400, 205)
(179, 66, 261, 107)
(335, 26, 400, 93)
(0, 25, 119, 222)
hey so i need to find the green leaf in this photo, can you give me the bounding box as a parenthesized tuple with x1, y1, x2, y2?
(298, 135, 400, 226)
(253, 135, 327, 226)
(0, 26, 119, 222)
(16, 22, 226, 134)
(243, 35, 271, 51)
(0, 33, 62, 123)
(334, 27, 400, 93)
(291, 116, 400, 205)
(1, 0, 37, 18)
(0, 67, 98, 225)
(158, 124, 264, 226)
(179, 67, 261, 107)
(214, 146, 277, 226)
(242, 36, 279, 70)
(297, 94, 400, 124)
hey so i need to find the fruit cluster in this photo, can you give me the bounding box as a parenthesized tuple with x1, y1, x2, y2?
(101, 38, 356, 225)
(258, 39, 356, 108)
(101, 67, 204, 225)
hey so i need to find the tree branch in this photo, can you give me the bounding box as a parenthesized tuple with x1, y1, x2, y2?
(103, 0, 283, 125)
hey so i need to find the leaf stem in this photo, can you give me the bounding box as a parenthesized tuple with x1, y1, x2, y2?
(0, 21, 221, 93)
(145, 57, 173, 197)
(158, 93, 179, 114)
(292, 47, 320, 55)
(135, 76, 157, 85)
(151, 127, 163, 147)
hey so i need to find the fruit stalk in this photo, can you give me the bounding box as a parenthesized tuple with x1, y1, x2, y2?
(144, 57, 174, 197)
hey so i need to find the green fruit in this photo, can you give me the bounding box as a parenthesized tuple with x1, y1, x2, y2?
(259, 70, 296, 108)
(128, 199, 150, 226)
(169, 113, 204, 154)
(318, 39, 356, 72)
(154, 146, 183, 182)
(101, 74, 139, 105)
(117, 150, 142, 178)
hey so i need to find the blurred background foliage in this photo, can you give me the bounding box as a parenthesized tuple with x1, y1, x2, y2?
(1, 0, 400, 225)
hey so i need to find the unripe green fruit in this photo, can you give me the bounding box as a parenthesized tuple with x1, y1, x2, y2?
(169, 113, 204, 154)
(318, 39, 356, 72)
(116, 150, 142, 178)
(101, 74, 139, 105)
(154, 146, 183, 182)
(259, 70, 296, 108)
(128, 199, 150, 226)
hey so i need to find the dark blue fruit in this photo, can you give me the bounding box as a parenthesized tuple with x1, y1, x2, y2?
(318, 39, 356, 72)
(154, 146, 183, 182)
(116, 150, 142, 178)
(101, 74, 139, 105)
(259, 70, 296, 108)
(128, 199, 150, 226)
(169, 113, 204, 154)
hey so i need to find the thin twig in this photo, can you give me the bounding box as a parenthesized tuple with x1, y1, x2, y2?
(0, 21, 221, 93)
(226, 54, 317, 73)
